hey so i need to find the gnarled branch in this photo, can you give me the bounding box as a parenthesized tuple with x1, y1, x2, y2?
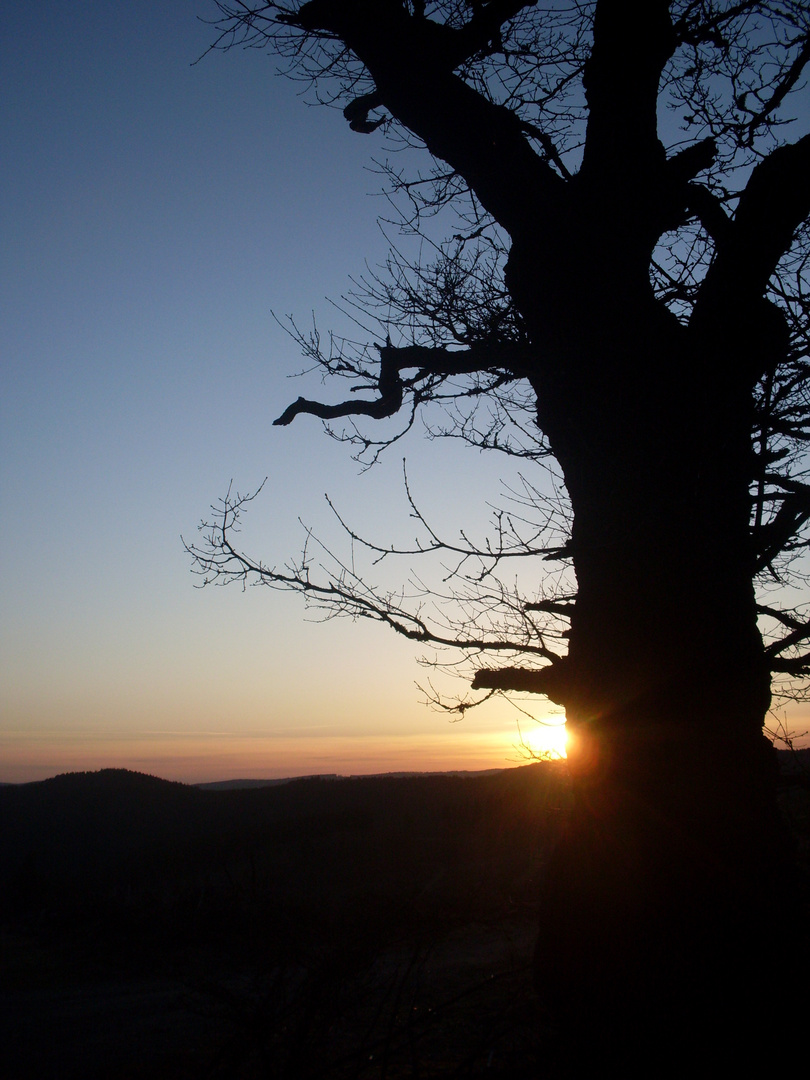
(274, 340, 529, 426)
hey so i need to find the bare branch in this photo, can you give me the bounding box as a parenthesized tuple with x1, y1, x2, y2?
(185, 482, 570, 664)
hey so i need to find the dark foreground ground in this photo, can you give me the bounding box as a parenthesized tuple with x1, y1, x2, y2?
(2, 755, 808, 1078)
(1, 763, 570, 1078)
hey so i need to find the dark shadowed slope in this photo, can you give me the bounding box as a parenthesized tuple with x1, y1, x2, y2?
(1, 763, 569, 1078)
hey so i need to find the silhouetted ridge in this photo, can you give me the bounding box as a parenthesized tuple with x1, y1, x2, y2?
(0, 763, 566, 931)
(39, 766, 188, 788)
(2, 759, 806, 1078)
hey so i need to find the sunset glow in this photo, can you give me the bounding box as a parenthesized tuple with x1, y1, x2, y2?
(0, 707, 567, 785)
(516, 719, 568, 761)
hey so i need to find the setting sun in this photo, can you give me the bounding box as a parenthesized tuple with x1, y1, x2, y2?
(514, 718, 568, 760)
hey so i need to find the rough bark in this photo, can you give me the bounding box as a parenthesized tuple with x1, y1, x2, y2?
(510, 256, 795, 1069)
(537, 438, 786, 1068)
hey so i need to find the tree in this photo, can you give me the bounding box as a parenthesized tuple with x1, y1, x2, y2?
(191, 1, 810, 1069)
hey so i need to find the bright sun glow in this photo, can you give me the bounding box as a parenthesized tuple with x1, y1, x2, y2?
(517, 719, 568, 760)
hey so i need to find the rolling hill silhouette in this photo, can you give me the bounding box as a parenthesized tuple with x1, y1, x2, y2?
(3, 756, 806, 1077)
(1, 763, 571, 1078)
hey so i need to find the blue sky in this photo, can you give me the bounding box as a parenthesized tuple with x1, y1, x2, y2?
(1, 1, 569, 782)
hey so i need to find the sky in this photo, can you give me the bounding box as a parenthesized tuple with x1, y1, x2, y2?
(3, 3, 808, 785)
(0, 0, 570, 784)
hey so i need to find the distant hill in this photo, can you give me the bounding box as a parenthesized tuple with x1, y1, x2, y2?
(196, 774, 340, 790)
(195, 768, 508, 790)
(2, 759, 806, 1078)
(2, 754, 803, 932)
(0, 763, 569, 930)
(0, 763, 576, 1078)
(777, 746, 810, 776)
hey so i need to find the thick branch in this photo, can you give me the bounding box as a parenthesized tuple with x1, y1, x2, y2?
(697, 133, 810, 315)
(274, 341, 527, 426)
(444, 0, 538, 64)
(273, 389, 402, 426)
(523, 597, 575, 617)
(665, 137, 717, 186)
(291, 0, 563, 235)
(753, 490, 810, 573)
(757, 603, 810, 633)
(764, 474, 810, 498)
(765, 620, 810, 661)
(472, 662, 566, 703)
(683, 182, 731, 244)
(771, 652, 810, 676)
(343, 89, 385, 133)
(294, 0, 536, 69)
(581, 1, 675, 185)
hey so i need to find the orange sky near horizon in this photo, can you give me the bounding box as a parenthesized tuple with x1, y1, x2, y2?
(0, 718, 569, 785)
(4, 697, 808, 786)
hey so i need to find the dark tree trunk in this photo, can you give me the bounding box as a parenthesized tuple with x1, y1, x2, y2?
(517, 278, 798, 1070)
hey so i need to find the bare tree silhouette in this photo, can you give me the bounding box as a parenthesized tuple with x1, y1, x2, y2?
(189, 2, 810, 1067)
